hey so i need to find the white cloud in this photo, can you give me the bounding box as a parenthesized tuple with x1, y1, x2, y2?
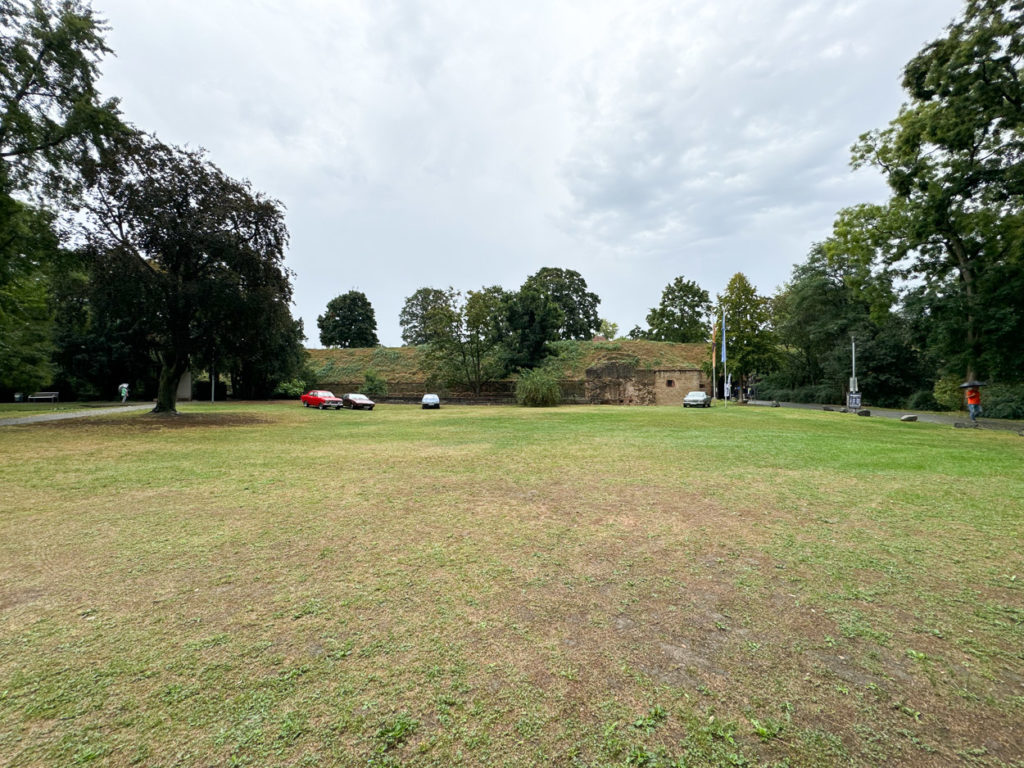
(93, 0, 963, 344)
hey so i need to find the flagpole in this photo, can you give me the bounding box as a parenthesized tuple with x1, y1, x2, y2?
(722, 307, 727, 408)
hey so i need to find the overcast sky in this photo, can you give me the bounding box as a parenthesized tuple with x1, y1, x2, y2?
(93, 0, 964, 347)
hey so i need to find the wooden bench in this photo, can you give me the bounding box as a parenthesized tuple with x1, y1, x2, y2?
(27, 391, 59, 403)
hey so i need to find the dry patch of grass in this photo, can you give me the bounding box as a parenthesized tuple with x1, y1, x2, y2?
(0, 403, 1021, 767)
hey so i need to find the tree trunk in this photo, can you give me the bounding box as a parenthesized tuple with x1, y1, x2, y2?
(153, 351, 188, 413)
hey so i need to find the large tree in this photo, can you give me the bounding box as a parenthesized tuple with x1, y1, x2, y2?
(645, 276, 712, 343)
(714, 273, 777, 392)
(317, 290, 379, 348)
(503, 287, 562, 371)
(849, 0, 1024, 380)
(0, 196, 57, 392)
(1, 0, 125, 392)
(79, 135, 293, 412)
(423, 286, 509, 394)
(399, 286, 450, 346)
(767, 243, 931, 405)
(0, 0, 123, 192)
(521, 267, 600, 340)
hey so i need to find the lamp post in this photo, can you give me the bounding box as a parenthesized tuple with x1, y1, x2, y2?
(847, 334, 860, 409)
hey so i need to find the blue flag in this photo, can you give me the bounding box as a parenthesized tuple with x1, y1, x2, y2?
(721, 308, 726, 364)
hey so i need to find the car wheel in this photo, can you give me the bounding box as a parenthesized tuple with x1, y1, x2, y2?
(318, 404, 324, 410)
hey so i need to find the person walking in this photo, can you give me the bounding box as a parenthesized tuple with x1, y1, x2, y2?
(966, 385, 982, 422)
(118, 383, 129, 404)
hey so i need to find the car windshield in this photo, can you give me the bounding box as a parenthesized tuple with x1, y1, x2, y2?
(686, 392, 705, 398)
(349, 394, 368, 399)
(320, 391, 335, 398)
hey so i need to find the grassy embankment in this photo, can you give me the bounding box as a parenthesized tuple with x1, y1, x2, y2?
(1, 403, 1021, 767)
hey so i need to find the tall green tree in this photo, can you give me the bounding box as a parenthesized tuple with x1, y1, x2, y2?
(317, 290, 379, 348)
(399, 286, 450, 346)
(1, 0, 125, 392)
(423, 286, 509, 394)
(503, 287, 562, 371)
(521, 267, 600, 340)
(0, 0, 124, 192)
(715, 273, 777, 391)
(645, 276, 711, 343)
(767, 243, 931, 405)
(849, 0, 1024, 380)
(79, 135, 293, 412)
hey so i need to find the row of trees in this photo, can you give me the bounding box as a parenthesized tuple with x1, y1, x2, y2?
(1, 1, 306, 411)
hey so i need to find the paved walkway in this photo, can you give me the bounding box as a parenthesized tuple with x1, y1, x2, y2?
(0, 403, 152, 427)
(747, 399, 1024, 432)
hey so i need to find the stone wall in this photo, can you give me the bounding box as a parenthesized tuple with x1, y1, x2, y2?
(317, 364, 706, 406)
(653, 369, 708, 405)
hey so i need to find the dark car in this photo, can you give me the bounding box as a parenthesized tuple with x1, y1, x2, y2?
(301, 389, 343, 409)
(342, 393, 375, 410)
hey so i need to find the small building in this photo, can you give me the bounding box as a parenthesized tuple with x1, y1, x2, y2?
(583, 362, 709, 405)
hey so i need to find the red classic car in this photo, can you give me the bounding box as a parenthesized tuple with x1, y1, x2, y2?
(341, 393, 375, 410)
(300, 390, 343, 409)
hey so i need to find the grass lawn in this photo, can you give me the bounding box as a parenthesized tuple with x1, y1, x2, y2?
(0, 403, 1021, 767)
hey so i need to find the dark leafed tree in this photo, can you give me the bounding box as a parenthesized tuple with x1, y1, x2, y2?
(318, 290, 379, 348)
(503, 286, 562, 371)
(79, 134, 293, 413)
(645, 276, 712, 343)
(0, 0, 125, 392)
(848, 0, 1024, 380)
(0, 196, 58, 391)
(0, 0, 124, 192)
(522, 267, 600, 340)
(399, 286, 451, 346)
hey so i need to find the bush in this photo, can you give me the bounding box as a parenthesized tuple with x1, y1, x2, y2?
(361, 369, 388, 400)
(981, 382, 1024, 419)
(515, 368, 561, 407)
(274, 378, 307, 398)
(932, 375, 963, 412)
(906, 389, 941, 411)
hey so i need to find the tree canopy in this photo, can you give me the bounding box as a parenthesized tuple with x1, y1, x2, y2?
(318, 290, 379, 348)
(399, 286, 451, 346)
(715, 273, 777, 389)
(645, 276, 712, 343)
(0, 0, 124, 193)
(521, 267, 600, 341)
(848, 0, 1024, 381)
(79, 135, 295, 412)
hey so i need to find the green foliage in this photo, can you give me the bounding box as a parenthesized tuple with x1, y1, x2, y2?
(423, 286, 508, 394)
(0, 0, 125, 194)
(361, 369, 388, 400)
(317, 290, 379, 348)
(932, 374, 963, 412)
(373, 711, 418, 752)
(274, 378, 307, 398)
(79, 134, 294, 412)
(847, 1, 1024, 381)
(514, 367, 561, 407)
(522, 267, 600, 341)
(0, 197, 57, 392)
(715, 273, 778, 387)
(598, 318, 619, 340)
(645, 276, 711, 343)
(399, 286, 450, 346)
(979, 382, 1024, 420)
(504, 286, 562, 371)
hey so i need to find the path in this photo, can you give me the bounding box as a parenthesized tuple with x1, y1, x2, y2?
(0, 404, 152, 427)
(747, 399, 1024, 432)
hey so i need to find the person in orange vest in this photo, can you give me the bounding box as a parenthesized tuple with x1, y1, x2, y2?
(966, 386, 982, 422)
